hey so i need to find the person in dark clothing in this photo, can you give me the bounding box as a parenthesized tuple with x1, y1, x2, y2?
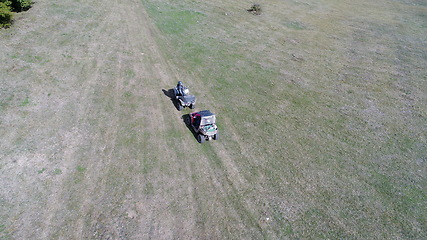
(176, 81, 185, 96)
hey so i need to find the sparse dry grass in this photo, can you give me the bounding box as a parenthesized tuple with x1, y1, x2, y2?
(142, 0, 426, 238)
(0, 0, 425, 239)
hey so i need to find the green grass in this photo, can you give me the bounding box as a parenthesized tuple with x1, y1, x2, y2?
(52, 168, 62, 175)
(123, 91, 132, 98)
(1, 0, 424, 238)
(124, 69, 135, 79)
(141, 0, 426, 238)
(144, 3, 204, 35)
(19, 97, 30, 106)
(76, 166, 86, 172)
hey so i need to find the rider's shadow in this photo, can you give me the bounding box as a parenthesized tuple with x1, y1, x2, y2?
(181, 113, 198, 141)
(162, 88, 181, 111)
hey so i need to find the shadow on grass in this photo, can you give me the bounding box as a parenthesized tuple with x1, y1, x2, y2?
(162, 88, 181, 111)
(181, 113, 198, 142)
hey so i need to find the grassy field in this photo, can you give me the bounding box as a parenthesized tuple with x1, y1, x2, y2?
(141, 0, 426, 237)
(1, 0, 426, 239)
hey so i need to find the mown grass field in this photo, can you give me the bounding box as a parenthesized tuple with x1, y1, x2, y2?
(1, 0, 426, 239)
(141, 0, 426, 237)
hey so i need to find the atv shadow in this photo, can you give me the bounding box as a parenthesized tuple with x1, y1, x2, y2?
(181, 114, 198, 141)
(162, 88, 181, 111)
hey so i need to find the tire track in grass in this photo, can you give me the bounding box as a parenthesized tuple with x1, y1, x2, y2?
(130, 1, 262, 238)
(40, 29, 115, 240)
(162, 54, 278, 237)
(137, 0, 278, 237)
(106, 1, 201, 238)
(32, 0, 156, 238)
(71, 43, 134, 238)
(66, 1, 178, 238)
(39, 4, 127, 238)
(160, 0, 316, 236)
(0, 1, 111, 236)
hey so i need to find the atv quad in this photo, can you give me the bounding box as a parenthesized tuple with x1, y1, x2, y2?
(190, 110, 218, 143)
(173, 86, 196, 111)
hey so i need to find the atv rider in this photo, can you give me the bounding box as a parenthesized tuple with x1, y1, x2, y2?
(176, 81, 187, 96)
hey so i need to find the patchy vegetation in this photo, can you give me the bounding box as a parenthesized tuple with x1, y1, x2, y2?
(1, 0, 425, 239)
(142, 0, 426, 238)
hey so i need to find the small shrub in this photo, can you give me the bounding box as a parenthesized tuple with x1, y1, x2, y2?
(0, 1, 13, 28)
(10, 0, 31, 12)
(0, 0, 31, 28)
(247, 4, 261, 15)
